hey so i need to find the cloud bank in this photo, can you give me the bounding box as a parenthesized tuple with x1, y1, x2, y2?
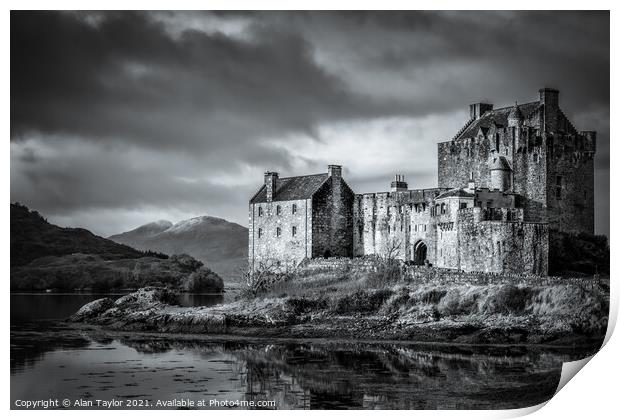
(10, 11, 610, 236)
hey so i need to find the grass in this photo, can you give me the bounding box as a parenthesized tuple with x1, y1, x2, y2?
(234, 262, 609, 339)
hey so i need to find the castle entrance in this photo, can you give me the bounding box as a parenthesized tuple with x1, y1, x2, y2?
(414, 241, 427, 265)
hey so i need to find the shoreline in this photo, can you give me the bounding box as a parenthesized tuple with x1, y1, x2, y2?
(67, 287, 608, 350)
(66, 321, 605, 354)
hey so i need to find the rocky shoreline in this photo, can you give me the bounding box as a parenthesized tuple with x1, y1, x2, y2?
(69, 286, 608, 348)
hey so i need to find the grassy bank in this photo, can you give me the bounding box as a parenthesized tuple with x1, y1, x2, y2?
(70, 264, 609, 347)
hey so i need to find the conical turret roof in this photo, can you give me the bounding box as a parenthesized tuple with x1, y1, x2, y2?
(508, 101, 524, 121)
(490, 156, 512, 171)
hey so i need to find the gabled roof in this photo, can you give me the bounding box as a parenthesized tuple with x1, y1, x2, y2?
(435, 188, 475, 200)
(456, 101, 540, 140)
(250, 173, 330, 203)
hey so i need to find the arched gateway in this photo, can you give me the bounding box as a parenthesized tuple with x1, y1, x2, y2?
(413, 241, 428, 265)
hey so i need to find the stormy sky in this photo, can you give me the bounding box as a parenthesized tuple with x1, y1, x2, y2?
(10, 11, 610, 236)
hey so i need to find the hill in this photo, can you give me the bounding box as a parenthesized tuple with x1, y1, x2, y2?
(109, 216, 248, 282)
(10, 203, 163, 267)
(11, 253, 223, 293)
(10, 203, 223, 292)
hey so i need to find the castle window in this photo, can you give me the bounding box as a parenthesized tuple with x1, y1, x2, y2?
(555, 187, 562, 200)
(258, 228, 262, 238)
(258, 206, 263, 217)
(276, 227, 281, 237)
(292, 226, 297, 236)
(460, 202, 467, 210)
(495, 133, 500, 152)
(292, 204, 297, 214)
(440, 203, 446, 214)
(423, 224, 427, 232)
(276, 205, 281, 215)
(486, 201, 492, 208)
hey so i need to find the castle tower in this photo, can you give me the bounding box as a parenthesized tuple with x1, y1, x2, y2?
(490, 156, 511, 191)
(539, 88, 560, 133)
(508, 101, 524, 152)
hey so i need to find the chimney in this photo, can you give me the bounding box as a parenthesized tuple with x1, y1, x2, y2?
(539, 88, 560, 133)
(469, 102, 494, 120)
(264, 171, 278, 202)
(328, 164, 342, 179)
(466, 178, 476, 194)
(391, 174, 408, 192)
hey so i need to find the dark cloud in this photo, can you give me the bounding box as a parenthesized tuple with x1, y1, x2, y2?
(11, 11, 379, 151)
(10, 11, 610, 236)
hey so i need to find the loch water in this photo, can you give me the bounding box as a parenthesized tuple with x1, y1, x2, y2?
(10, 293, 593, 410)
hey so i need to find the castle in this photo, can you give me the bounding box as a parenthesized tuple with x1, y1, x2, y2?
(248, 88, 596, 276)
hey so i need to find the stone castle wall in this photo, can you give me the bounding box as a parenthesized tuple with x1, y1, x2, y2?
(353, 189, 441, 261)
(300, 257, 588, 286)
(311, 177, 355, 258)
(438, 128, 548, 224)
(545, 131, 596, 234)
(352, 196, 548, 275)
(455, 208, 548, 275)
(248, 199, 312, 271)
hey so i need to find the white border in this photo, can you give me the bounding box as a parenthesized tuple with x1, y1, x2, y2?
(3, 2, 616, 419)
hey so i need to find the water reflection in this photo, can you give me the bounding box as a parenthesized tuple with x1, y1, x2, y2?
(10, 293, 598, 410)
(10, 292, 224, 323)
(10, 325, 595, 410)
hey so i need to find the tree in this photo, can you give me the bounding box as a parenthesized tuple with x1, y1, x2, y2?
(182, 267, 224, 293)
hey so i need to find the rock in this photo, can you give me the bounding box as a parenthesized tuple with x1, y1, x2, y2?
(70, 298, 115, 321)
(115, 287, 179, 308)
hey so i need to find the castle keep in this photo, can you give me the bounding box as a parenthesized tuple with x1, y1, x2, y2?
(249, 88, 596, 276)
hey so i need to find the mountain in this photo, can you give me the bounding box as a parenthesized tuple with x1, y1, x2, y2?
(109, 216, 248, 282)
(10, 203, 223, 292)
(10, 203, 161, 267)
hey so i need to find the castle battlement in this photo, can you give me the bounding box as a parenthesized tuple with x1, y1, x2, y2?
(248, 88, 595, 276)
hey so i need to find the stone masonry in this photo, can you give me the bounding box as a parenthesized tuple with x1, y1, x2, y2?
(249, 88, 596, 276)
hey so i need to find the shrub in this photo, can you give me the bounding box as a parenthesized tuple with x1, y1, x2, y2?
(437, 288, 480, 316)
(480, 285, 532, 314)
(286, 296, 329, 315)
(169, 254, 204, 271)
(333, 289, 394, 314)
(182, 267, 224, 293)
(363, 259, 403, 288)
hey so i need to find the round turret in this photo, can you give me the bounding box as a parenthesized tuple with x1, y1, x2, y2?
(508, 102, 524, 126)
(490, 156, 512, 191)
